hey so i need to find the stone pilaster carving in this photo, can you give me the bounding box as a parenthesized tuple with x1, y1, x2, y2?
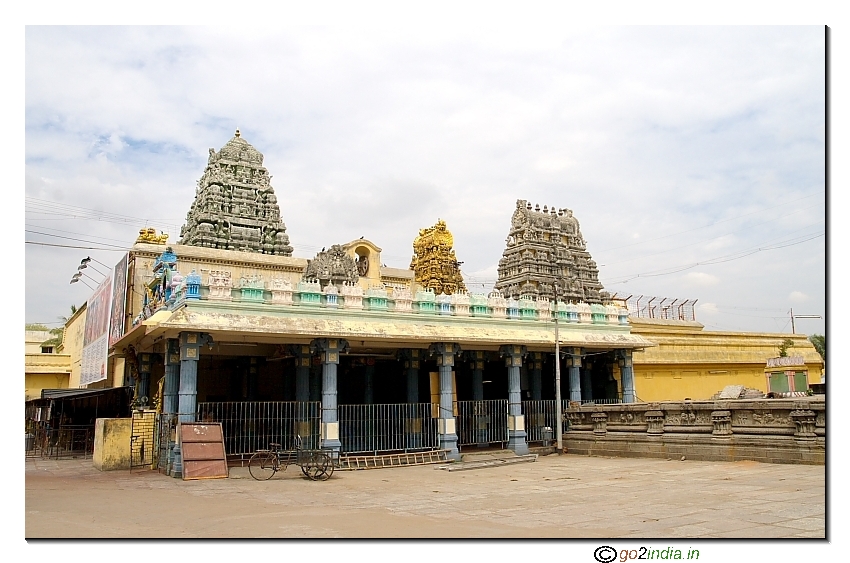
(711, 410, 733, 438)
(269, 277, 293, 305)
(239, 273, 265, 302)
(207, 270, 233, 301)
(790, 408, 817, 441)
(469, 293, 488, 316)
(391, 287, 413, 312)
(451, 291, 470, 316)
(179, 130, 293, 255)
(645, 410, 665, 436)
(487, 291, 507, 318)
(340, 281, 364, 309)
(591, 411, 608, 435)
(324, 283, 340, 308)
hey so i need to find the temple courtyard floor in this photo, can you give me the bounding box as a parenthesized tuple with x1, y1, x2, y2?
(25, 453, 824, 539)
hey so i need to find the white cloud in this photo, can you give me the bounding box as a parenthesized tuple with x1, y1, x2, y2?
(698, 302, 719, 315)
(789, 291, 810, 303)
(682, 272, 720, 287)
(23, 26, 825, 335)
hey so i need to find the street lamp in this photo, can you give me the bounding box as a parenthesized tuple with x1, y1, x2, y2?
(70, 272, 94, 290)
(79, 257, 108, 277)
(553, 280, 564, 453)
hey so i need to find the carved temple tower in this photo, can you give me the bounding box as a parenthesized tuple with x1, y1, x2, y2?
(178, 130, 294, 255)
(409, 219, 466, 295)
(494, 200, 604, 303)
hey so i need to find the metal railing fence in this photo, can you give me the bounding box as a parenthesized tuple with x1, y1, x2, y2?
(456, 399, 508, 447)
(579, 398, 622, 405)
(27, 425, 94, 459)
(338, 403, 439, 454)
(196, 401, 321, 457)
(522, 400, 558, 443)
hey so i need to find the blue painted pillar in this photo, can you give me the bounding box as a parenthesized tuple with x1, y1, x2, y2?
(620, 350, 636, 403)
(177, 332, 202, 423)
(468, 351, 486, 401)
(289, 345, 312, 403)
(581, 365, 593, 402)
(288, 344, 314, 444)
(311, 338, 348, 453)
(173, 331, 205, 477)
(568, 347, 583, 403)
(500, 344, 529, 455)
(529, 352, 543, 401)
(364, 362, 375, 404)
(465, 350, 487, 446)
(138, 353, 152, 407)
(399, 349, 423, 450)
(308, 362, 320, 403)
(246, 357, 259, 401)
(430, 343, 461, 460)
(163, 339, 180, 415)
(163, 339, 180, 475)
(399, 349, 422, 403)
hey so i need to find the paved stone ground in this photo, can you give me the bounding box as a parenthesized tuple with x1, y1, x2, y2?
(25, 453, 824, 539)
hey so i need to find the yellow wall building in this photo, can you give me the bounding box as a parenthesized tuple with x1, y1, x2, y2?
(24, 329, 70, 400)
(628, 317, 823, 402)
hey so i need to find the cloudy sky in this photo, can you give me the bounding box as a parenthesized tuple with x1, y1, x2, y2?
(24, 24, 826, 335)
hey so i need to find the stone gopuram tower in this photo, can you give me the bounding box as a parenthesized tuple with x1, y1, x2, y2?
(179, 130, 294, 255)
(494, 200, 604, 303)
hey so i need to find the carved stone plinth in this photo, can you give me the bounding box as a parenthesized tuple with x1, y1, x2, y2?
(711, 410, 732, 438)
(790, 409, 817, 441)
(591, 412, 608, 435)
(645, 410, 665, 436)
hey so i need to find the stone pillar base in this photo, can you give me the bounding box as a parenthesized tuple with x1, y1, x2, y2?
(171, 441, 183, 479)
(439, 433, 460, 460)
(507, 430, 529, 455)
(438, 418, 460, 459)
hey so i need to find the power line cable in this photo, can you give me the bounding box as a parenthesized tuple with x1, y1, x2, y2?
(596, 191, 823, 253)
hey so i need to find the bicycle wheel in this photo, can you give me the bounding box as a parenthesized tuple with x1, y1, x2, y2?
(248, 451, 278, 480)
(318, 452, 333, 481)
(306, 452, 330, 481)
(302, 452, 326, 481)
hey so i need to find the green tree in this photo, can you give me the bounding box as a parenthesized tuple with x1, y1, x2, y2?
(25, 323, 49, 331)
(40, 305, 79, 348)
(808, 334, 825, 361)
(777, 338, 794, 357)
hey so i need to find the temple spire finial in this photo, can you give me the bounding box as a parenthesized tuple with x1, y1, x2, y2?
(235, 128, 241, 138)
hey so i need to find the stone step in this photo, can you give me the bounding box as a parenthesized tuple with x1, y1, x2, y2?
(439, 454, 538, 472)
(460, 449, 518, 463)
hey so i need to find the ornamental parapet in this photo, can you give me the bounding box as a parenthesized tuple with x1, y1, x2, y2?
(138, 259, 634, 329)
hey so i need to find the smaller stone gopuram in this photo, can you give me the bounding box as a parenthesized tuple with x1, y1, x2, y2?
(409, 219, 466, 295)
(495, 200, 604, 303)
(178, 130, 294, 255)
(303, 245, 359, 287)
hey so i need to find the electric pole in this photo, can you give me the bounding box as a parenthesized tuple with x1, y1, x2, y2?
(790, 308, 821, 334)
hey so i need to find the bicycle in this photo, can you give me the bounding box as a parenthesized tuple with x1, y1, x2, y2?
(248, 435, 336, 481)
